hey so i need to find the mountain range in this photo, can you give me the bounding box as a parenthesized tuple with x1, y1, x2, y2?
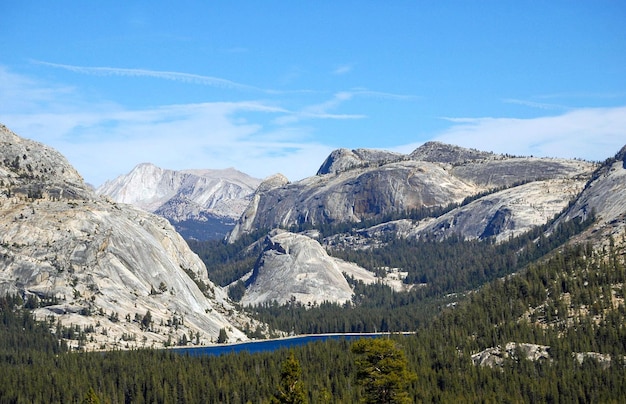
(227, 142, 594, 243)
(2, 121, 625, 351)
(96, 163, 260, 240)
(216, 143, 607, 306)
(72, 133, 626, 309)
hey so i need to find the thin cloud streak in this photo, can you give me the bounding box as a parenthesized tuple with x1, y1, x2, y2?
(348, 88, 419, 101)
(272, 89, 416, 125)
(34, 61, 297, 95)
(273, 91, 366, 125)
(502, 98, 571, 111)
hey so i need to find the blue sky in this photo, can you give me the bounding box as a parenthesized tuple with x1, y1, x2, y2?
(1, 1, 625, 186)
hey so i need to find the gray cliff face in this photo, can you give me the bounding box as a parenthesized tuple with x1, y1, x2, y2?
(0, 124, 254, 349)
(97, 163, 261, 239)
(551, 145, 626, 245)
(229, 142, 595, 242)
(239, 230, 376, 307)
(407, 178, 588, 242)
(229, 160, 481, 242)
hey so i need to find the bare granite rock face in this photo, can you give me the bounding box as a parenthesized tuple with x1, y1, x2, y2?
(471, 342, 551, 367)
(239, 230, 377, 307)
(97, 163, 261, 239)
(229, 143, 595, 242)
(0, 124, 257, 349)
(409, 141, 497, 164)
(556, 146, 626, 226)
(316, 148, 406, 175)
(358, 178, 589, 243)
(471, 342, 618, 370)
(550, 144, 626, 248)
(229, 160, 482, 241)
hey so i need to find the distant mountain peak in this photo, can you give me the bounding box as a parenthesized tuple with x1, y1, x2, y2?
(96, 163, 261, 239)
(410, 141, 498, 163)
(316, 148, 405, 175)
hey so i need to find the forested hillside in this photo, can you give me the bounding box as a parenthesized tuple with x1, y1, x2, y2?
(1, 240, 625, 402)
(188, 209, 595, 335)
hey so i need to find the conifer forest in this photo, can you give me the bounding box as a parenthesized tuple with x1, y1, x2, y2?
(2, 226, 626, 402)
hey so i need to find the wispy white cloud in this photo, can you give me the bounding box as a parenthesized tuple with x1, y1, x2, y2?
(0, 66, 331, 185)
(502, 98, 571, 111)
(33, 60, 288, 94)
(394, 107, 626, 161)
(273, 91, 366, 125)
(272, 89, 417, 125)
(332, 64, 353, 75)
(536, 91, 626, 100)
(348, 88, 419, 101)
(4, 100, 332, 186)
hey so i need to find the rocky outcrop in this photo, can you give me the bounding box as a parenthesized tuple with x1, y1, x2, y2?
(471, 342, 618, 370)
(549, 144, 626, 248)
(229, 160, 482, 241)
(555, 147, 626, 226)
(0, 124, 257, 349)
(97, 163, 261, 240)
(316, 148, 406, 175)
(450, 157, 592, 188)
(229, 143, 595, 242)
(471, 342, 551, 367)
(239, 230, 377, 307)
(409, 141, 497, 164)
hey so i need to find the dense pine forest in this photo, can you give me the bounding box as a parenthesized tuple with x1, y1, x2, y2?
(2, 239, 625, 402)
(189, 212, 595, 336)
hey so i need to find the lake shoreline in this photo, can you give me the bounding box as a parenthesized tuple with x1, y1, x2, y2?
(169, 332, 414, 356)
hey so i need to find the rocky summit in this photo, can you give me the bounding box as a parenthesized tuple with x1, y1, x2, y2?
(97, 163, 261, 240)
(237, 230, 383, 307)
(228, 142, 595, 242)
(0, 124, 257, 350)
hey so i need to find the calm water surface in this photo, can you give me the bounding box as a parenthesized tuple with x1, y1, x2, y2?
(173, 333, 388, 357)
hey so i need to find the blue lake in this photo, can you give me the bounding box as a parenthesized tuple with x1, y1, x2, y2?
(173, 333, 389, 357)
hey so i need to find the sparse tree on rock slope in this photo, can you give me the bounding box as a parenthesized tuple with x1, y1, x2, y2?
(271, 352, 308, 404)
(351, 338, 416, 404)
(217, 327, 228, 343)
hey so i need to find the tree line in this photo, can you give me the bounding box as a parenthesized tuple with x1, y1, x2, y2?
(245, 214, 595, 335)
(1, 238, 625, 402)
